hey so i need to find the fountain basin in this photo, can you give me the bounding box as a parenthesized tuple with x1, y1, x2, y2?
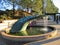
(0, 26, 57, 45)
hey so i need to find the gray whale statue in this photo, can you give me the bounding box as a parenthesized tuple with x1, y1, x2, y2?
(10, 15, 40, 33)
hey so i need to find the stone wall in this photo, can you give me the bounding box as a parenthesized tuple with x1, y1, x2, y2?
(0, 20, 17, 30)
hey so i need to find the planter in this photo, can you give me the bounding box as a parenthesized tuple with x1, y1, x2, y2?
(0, 26, 57, 45)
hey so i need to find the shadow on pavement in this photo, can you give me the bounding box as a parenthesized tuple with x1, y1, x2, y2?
(26, 37, 60, 45)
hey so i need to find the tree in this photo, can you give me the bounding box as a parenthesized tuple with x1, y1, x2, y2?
(8, 0, 16, 18)
(14, 0, 43, 15)
(17, 0, 33, 13)
(46, 0, 58, 13)
(9, 0, 58, 15)
(32, 0, 43, 15)
(12, 0, 15, 15)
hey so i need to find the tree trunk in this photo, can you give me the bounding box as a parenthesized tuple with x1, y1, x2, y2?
(12, 1, 15, 18)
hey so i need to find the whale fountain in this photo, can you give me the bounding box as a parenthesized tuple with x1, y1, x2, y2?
(0, 15, 57, 45)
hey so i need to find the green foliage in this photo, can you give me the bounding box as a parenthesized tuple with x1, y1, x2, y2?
(13, 0, 58, 15)
(32, 0, 43, 15)
(0, 0, 58, 20)
(18, 0, 32, 8)
(0, 14, 12, 20)
(17, 0, 43, 15)
(46, 0, 58, 13)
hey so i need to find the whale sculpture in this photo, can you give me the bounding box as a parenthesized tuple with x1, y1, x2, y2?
(10, 15, 40, 35)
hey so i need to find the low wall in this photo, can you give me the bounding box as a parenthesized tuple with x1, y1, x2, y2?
(0, 23, 8, 30)
(3, 20, 17, 26)
(0, 20, 17, 30)
(3, 20, 17, 23)
(49, 25, 60, 29)
(1, 27, 57, 42)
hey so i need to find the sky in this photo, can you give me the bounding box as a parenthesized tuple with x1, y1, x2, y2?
(52, 0, 60, 12)
(0, 0, 12, 10)
(0, 0, 60, 12)
(0, 0, 18, 11)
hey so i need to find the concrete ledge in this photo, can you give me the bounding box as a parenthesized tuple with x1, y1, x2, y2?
(0, 26, 57, 45)
(0, 27, 57, 41)
(0, 20, 17, 30)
